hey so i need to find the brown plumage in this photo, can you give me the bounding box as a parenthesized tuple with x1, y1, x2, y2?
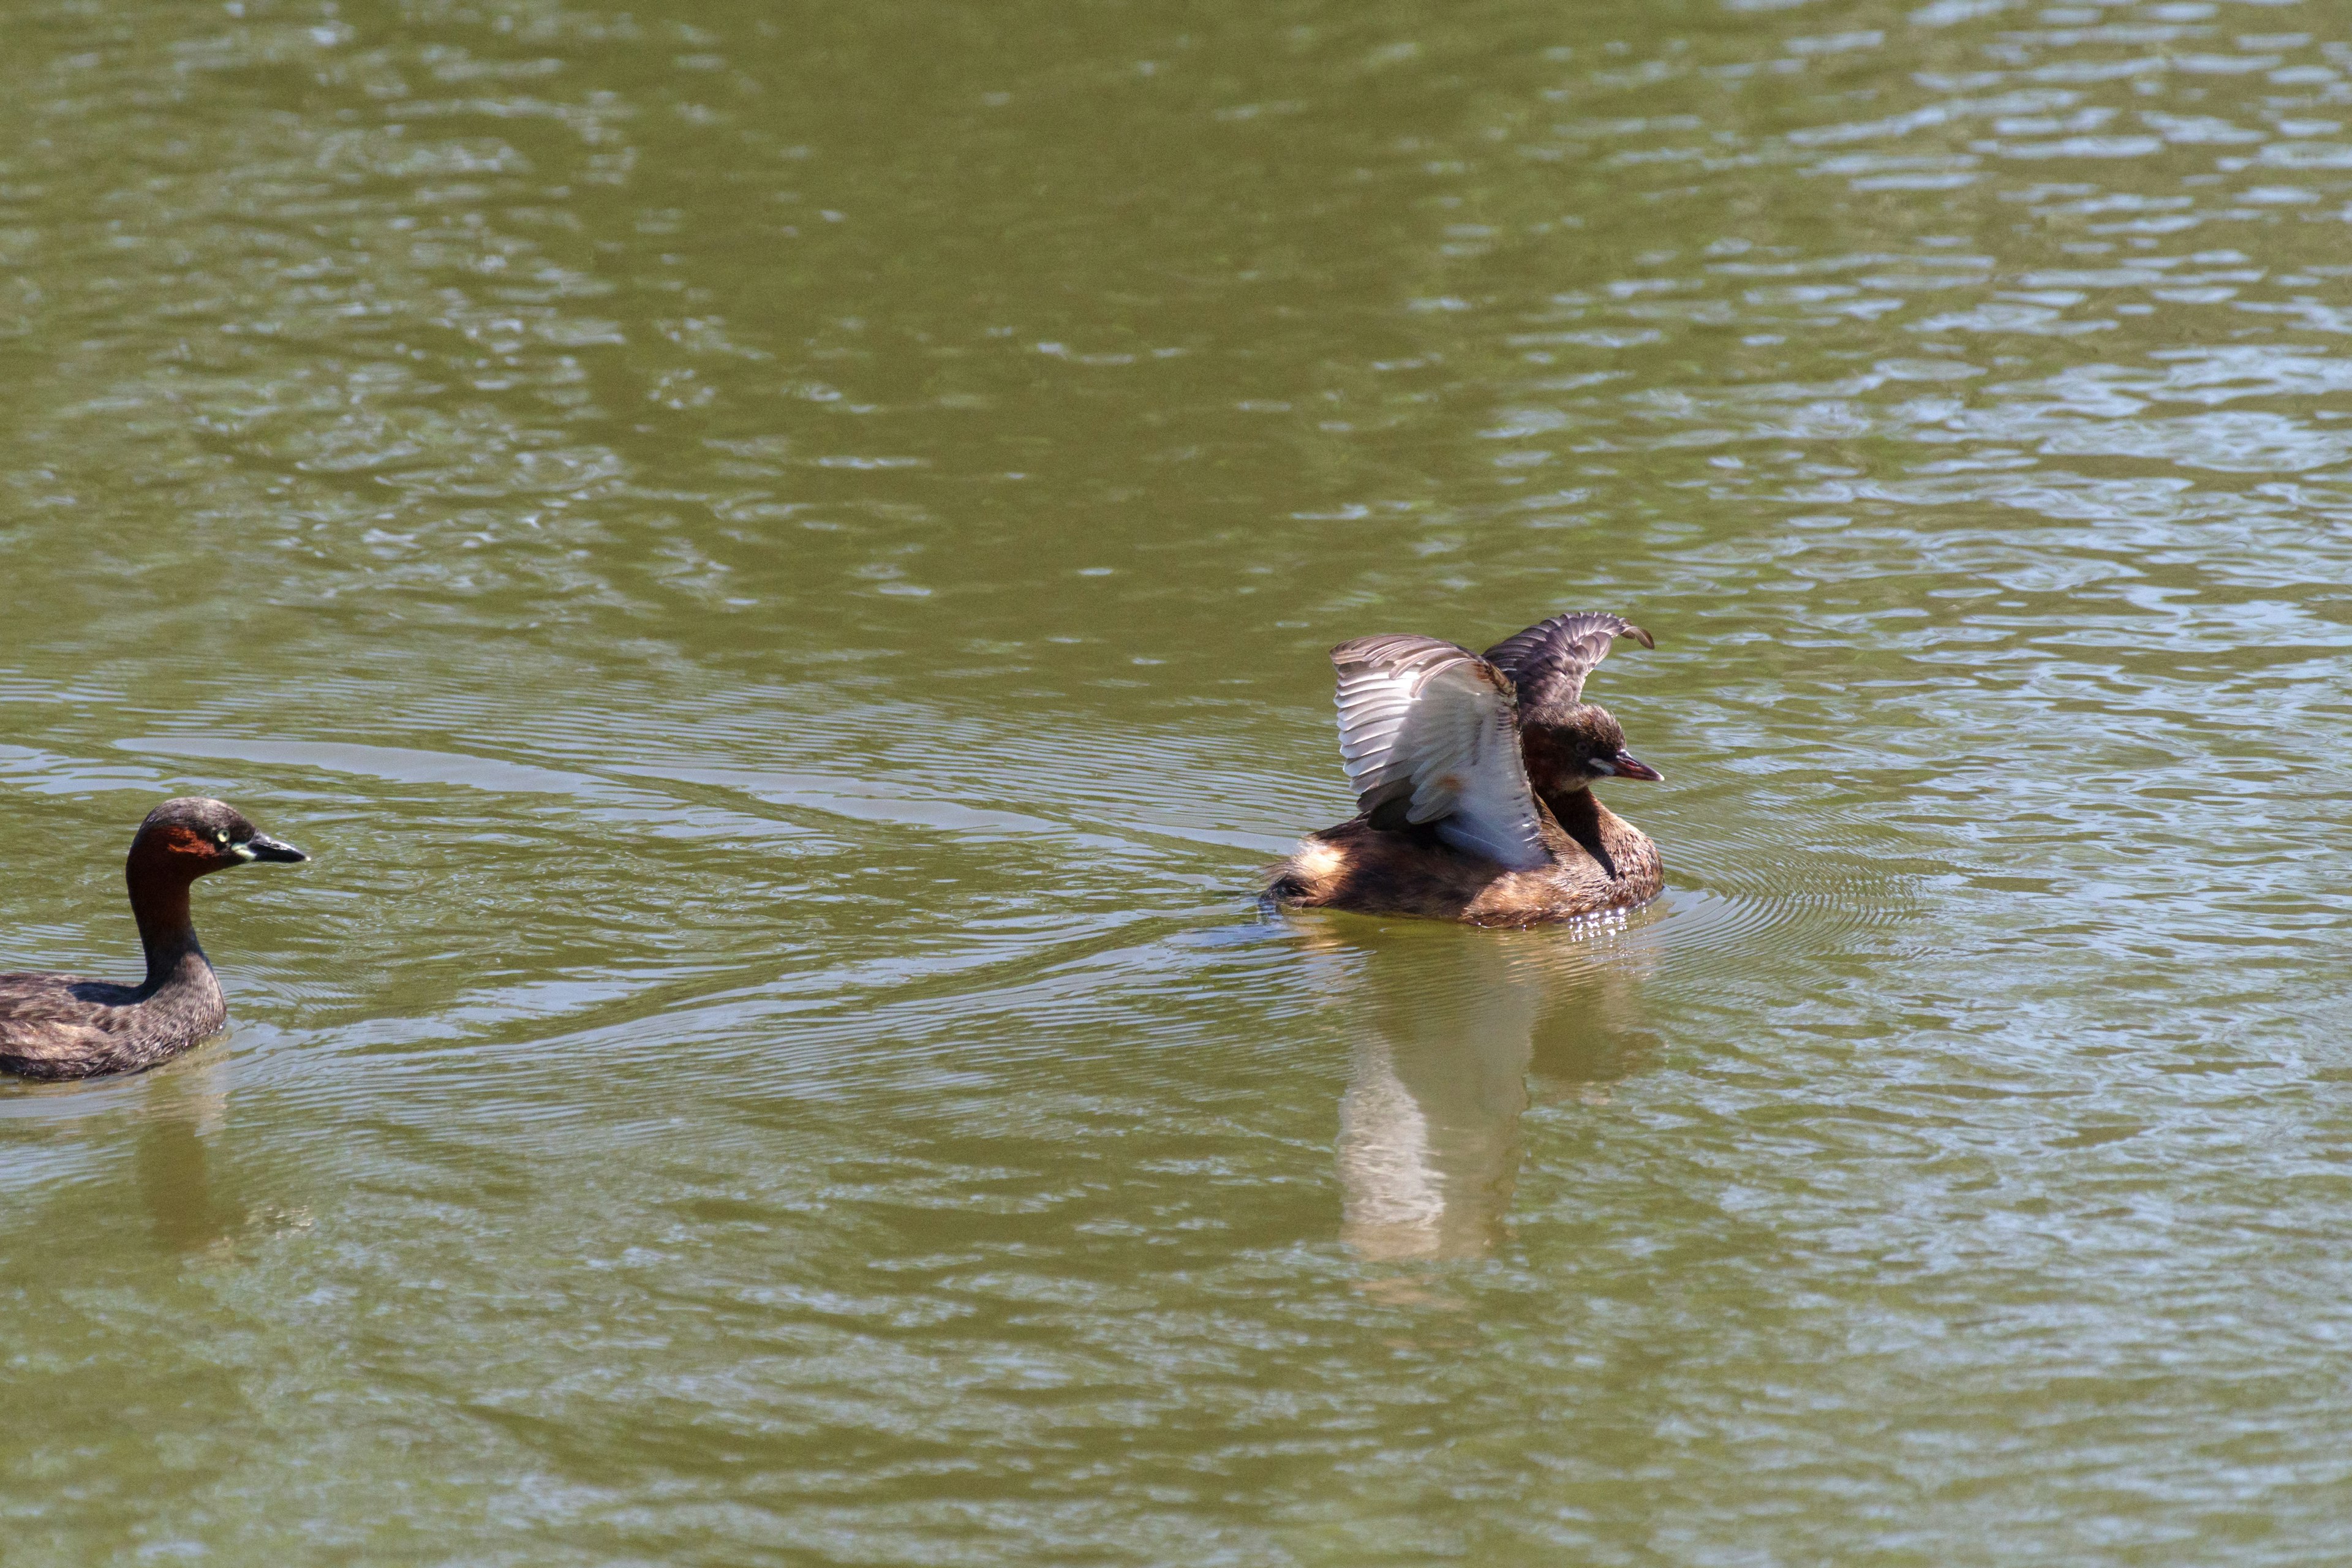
(1484, 611, 1654, 712)
(0, 798, 308, 1081)
(1268, 612, 1664, 925)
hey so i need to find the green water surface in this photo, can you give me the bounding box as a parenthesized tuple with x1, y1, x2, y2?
(4, 0, 2350, 1562)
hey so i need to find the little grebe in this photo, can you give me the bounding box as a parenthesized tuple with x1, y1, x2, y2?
(1267, 612, 1665, 925)
(0, 797, 307, 1080)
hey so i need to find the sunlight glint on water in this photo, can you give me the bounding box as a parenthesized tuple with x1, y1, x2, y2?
(3, 1, 2351, 1561)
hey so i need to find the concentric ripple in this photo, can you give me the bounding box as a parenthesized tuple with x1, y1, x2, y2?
(4, 0, 2352, 1564)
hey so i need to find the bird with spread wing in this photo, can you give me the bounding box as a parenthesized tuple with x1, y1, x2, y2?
(1266, 612, 1665, 925)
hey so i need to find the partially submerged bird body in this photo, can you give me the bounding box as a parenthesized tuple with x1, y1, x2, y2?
(1272, 791, 1660, 927)
(0, 797, 307, 1081)
(1267, 612, 1665, 927)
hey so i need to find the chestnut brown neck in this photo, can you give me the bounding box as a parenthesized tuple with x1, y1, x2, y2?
(125, 853, 208, 993)
(1547, 786, 1618, 881)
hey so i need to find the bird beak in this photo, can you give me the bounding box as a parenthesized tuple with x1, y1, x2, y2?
(1594, 750, 1664, 783)
(236, 834, 309, 864)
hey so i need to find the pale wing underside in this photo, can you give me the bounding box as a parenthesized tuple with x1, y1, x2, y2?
(1330, 635, 1550, 872)
(1482, 612, 1654, 709)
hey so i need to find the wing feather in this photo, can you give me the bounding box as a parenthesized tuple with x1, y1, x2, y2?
(1482, 612, 1654, 709)
(1330, 636, 1549, 871)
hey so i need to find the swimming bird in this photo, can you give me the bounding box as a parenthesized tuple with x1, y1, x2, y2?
(0, 797, 307, 1080)
(1265, 612, 1664, 925)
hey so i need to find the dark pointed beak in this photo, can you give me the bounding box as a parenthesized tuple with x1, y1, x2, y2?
(240, 833, 309, 864)
(1595, 750, 1664, 783)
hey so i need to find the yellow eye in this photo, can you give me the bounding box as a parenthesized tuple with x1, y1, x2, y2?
(214, 831, 228, 845)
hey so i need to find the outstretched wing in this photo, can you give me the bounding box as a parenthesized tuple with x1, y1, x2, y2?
(1330, 635, 1549, 871)
(1482, 612, 1654, 709)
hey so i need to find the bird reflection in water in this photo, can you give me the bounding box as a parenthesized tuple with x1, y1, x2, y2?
(130, 1052, 309, 1260)
(1309, 917, 1662, 1266)
(134, 1055, 236, 1253)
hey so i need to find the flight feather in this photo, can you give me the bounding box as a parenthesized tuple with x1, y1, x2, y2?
(1330, 635, 1549, 871)
(1482, 612, 1653, 709)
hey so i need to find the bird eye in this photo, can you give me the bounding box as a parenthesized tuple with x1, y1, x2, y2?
(214, 830, 228, 845)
